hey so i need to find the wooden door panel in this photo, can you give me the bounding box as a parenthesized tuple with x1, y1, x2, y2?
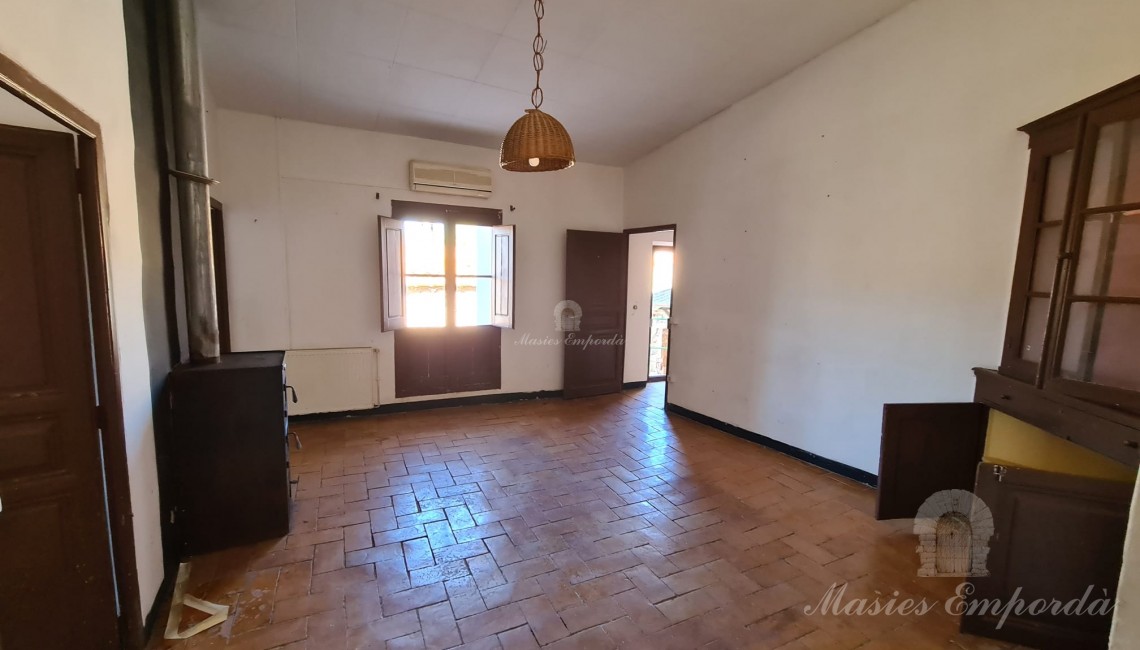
(394, 327, 501, 398)
(876, 403, 988, 520)
(0, 155, 49, 389)
(566, 342, 620, 383)
(394, 329, 448, 398)
(446, 327, 502, 393)
(962, 464, 1131, 649)
(563, 230, 627, 399)
(0, 417, 62, 480)
(0, 499, 86, 648)
(0, 125, 118, 648)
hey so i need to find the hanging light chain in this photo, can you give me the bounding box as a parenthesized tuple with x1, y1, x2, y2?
(499, 0, 574, 172)
(531, 0, 546, 109)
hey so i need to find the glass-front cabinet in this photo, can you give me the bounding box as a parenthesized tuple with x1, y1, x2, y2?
(1001, 83, 1140, 414)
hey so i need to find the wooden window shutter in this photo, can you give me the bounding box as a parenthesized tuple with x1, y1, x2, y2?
(492, 224, 515, 329)
(378, 216, 407, 331)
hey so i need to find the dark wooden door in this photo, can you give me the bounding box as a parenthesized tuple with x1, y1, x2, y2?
(876, 403, 988, 519)
(962, 463, 1132, 649)
(0, 125, 119, 648)
(563, 230, 627, 398)
(210, 198, 231, 353)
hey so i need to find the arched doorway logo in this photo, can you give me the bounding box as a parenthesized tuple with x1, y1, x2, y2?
(914, 489, 994, 577)
(554, 299, 582, 332)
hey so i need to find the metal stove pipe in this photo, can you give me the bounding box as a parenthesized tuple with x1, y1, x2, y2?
(169, 0, 219, 362)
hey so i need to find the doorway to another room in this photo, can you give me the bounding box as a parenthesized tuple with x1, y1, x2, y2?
(649, 245, 674, 381)
(624, 226, 676, 409)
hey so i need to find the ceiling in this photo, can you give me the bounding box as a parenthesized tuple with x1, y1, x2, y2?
(197, 0, 910, 166)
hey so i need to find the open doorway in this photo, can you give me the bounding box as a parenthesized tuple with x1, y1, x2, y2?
(649, 245, 674, 380)
(624, 225, 676, 408)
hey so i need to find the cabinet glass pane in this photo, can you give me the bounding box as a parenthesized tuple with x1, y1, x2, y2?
(1073, 210, 1140, 298)
(406, 276, 446, 328)
(455, 277, 493, 327)
(1087, 119, 1140, 208)
(1060, 302, 1140, 391)
(403, 221, 445, 275)
(1019, 296, 1050, 363)
(1030, 225, 1062, 293)
(456, 224, 493, 275)
(1041, 149, 1074, 222)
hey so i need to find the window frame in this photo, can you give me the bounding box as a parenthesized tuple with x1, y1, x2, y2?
(394, 200, 502, 329)
(1001, 74, 1140, 414)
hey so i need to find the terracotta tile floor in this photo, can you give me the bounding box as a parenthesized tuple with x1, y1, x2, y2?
(150, 385, 1024, 650)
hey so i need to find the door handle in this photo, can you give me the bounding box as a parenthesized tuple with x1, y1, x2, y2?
(285, 385, 298, 403)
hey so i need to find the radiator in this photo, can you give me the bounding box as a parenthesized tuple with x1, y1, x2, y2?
(284, 348, 378, 415)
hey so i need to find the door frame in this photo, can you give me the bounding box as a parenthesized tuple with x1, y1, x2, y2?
(0, 52, 144, 646)
(624, 224, 677, 406)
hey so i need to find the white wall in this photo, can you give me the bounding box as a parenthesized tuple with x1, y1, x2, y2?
(210, 110, 624, 402)
(0, 0, 163, 615)
(625, 230, 673, 384)
(624, 0, 1140, 476)
(1113, 479, 1140, 649)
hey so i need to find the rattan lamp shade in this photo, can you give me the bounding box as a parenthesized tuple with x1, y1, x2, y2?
(500, 109, 575, 172)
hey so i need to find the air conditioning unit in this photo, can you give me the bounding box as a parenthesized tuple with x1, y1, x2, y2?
(409, 161, 493, 199)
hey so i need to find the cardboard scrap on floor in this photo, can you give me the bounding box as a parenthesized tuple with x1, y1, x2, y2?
(163, 562, 229, 640)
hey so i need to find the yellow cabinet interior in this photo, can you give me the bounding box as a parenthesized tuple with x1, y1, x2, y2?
(983, 410, 1137, 482)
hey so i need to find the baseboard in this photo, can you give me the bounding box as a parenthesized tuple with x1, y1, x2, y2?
(665, 402, 878, 487)
(622, 381, 647, 390)
(291, 389, 564, 422)
(142, 561, 178, 644)
(647, 376, 667, 383)
(290, 391, 876, 486)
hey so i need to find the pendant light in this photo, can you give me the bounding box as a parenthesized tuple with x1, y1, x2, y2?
(500, 0, 575, 172)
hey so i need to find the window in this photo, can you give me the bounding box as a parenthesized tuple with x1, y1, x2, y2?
(404, 221, 447, 327)
(455, 224, 495, 327)
(1001, 76, 1140, 413)
(400, 221, 498, 328)
(378, 200, 515, 398)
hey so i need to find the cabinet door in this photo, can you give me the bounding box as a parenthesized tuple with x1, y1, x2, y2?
(876, 403, 988, 520)
(961, 463, 1132, 649)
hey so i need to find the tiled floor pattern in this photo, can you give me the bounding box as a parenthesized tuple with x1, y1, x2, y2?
(150, 386, 1023, 650)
